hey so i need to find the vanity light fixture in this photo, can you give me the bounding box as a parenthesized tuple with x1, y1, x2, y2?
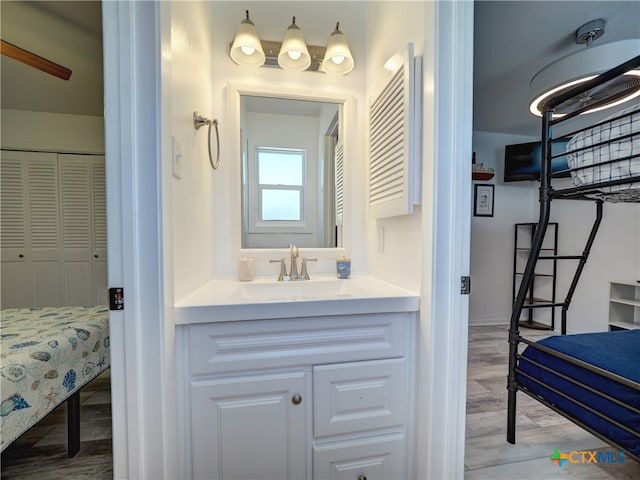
(230, 10, 265, 67)
(321, 23, 354, 75)
(229, 12, 354, 74)
(278, 17, 311, 71)
(529, 20, 640, 117)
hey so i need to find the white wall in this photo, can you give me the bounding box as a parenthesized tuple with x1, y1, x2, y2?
(170, 1, 216, 302)
(469, 131, 640, 331)
(364, 1, 427, 292)
(1, 109, 104, 153)
(552, 200, 640, 333)
(469, 131, 537, 325)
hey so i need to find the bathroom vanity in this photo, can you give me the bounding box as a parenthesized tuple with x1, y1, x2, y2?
(175, 276, 419, 479)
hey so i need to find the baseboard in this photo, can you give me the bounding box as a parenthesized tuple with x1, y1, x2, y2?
(468, 317, 509, 327)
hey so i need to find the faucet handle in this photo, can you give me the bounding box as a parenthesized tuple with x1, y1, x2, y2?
(269, 258, 287, 281)
(300, 258, 317, 280)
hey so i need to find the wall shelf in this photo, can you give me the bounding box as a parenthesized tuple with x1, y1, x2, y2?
(513, 222, 558, 330)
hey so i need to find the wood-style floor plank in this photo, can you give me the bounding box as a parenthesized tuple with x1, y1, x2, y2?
(465, 325, 640, 479)
(3, 327, 639, 479)
(1, 370, 113, 480)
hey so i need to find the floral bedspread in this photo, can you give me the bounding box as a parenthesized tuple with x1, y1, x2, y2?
(0, 306, 109, 451)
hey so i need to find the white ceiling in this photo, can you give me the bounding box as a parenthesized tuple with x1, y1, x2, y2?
(0, 1, 103, 117)
(474, 1, 640, 137)
(1, 1, 639, 137)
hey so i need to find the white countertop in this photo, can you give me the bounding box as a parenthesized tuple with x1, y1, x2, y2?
(175, 275, 420, 324)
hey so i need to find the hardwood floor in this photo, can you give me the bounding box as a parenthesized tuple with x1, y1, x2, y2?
(3, 328, 638, 479)
(1, 370, 112, 480)
(465, 325, 639, 479)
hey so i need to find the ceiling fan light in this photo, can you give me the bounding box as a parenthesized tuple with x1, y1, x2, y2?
(321, 22, 354, 75)
(529, 38, 640, 117)
(230, 10, 265, 66)
(278, 17, 311, 71)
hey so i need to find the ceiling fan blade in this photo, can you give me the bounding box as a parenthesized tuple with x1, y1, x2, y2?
(0, 39, 72, 80)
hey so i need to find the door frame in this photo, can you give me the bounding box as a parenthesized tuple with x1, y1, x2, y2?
(102, 1, 176, 478)
(102, 1, 473, 478)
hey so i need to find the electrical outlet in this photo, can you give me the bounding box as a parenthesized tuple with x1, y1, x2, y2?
(172, 137, 182, 179)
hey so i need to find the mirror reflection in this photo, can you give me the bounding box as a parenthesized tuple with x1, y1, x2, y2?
(240, 95, 343, 248)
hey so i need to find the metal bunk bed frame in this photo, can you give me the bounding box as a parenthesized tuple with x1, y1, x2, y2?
(507, 54, 640, 459)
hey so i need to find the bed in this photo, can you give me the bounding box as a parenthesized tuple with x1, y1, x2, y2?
(0, 305, 110, 455)
(507, 54, 640, 461)
(517, 330, 640, 457)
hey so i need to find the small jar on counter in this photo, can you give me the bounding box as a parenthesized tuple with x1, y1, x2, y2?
(238, 257, 254, 282)
(336, 255, 351, 279)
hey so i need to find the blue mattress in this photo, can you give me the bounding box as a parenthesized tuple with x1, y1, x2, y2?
(518, 329, 640, 456)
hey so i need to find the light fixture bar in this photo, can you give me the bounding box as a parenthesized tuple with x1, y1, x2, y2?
(231, 40, 327, 72)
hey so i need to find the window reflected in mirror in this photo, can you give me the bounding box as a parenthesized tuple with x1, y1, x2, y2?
(241, 95, 343, 249)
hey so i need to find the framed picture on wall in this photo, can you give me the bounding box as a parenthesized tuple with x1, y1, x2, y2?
(474, 184, 494, 217)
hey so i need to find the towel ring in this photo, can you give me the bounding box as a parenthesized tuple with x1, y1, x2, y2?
(193, 111, 220, 170)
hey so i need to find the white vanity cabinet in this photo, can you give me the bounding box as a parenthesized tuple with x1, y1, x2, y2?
(181, 312, 416, 480)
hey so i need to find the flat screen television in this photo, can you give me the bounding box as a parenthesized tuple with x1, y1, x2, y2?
(503, 139, 570, 182)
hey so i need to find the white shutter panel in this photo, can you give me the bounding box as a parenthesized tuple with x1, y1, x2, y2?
(368, 43, 422, 219)
(335, 140, 344, 226)
(60, 158, 91, 249)
(0, 153, 26, 249)
(27, 156, 59, 250)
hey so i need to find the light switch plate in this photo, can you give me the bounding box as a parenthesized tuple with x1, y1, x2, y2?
(172, 136, 182, 179)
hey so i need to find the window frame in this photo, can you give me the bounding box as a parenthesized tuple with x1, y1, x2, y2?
(248, 146, 312, 234)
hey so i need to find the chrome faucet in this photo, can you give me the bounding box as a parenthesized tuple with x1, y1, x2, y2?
(269, 245, 317, 281)
(289, 244, 299, 278)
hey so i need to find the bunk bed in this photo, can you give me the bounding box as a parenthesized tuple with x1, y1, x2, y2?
(0, 305, 110, 456)
(507, 54, 640, 461)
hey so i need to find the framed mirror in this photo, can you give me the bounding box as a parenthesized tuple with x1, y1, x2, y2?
(228, 84, 351, 250)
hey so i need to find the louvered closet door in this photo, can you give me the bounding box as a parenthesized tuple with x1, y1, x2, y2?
(0, 150, 61, 308)
(59, 154, 107, 306)
(1, 151, 30, 308)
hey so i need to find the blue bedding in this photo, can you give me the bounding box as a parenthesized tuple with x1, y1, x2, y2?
(518, 329, 640, 456)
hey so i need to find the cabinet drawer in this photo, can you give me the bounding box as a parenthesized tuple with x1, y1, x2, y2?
(313, 433, 405, 480)
(313, 358, 406, 438)
(188, 314, 410, 376)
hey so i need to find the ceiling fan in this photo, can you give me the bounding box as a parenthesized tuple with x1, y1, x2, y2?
(0, 39, 72, 80)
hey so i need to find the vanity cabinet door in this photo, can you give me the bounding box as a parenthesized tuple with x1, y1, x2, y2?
(191, 371, 308, 480)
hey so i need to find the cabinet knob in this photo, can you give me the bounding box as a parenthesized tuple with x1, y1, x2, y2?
(291, 394, 302, 405)
(358, 475, 367, 480)
(18, 254, 24, 258)
(94, 254, 99, 258)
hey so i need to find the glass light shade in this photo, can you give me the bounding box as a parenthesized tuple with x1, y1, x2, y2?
(278, 18, 311, 71)
(230, 12, 265, 66)
(321, 23, 354, 75)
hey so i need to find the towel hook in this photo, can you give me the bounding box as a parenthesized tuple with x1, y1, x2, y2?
(193, 111, 220, 170)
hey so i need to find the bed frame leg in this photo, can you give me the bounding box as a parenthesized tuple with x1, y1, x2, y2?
(507, 328, 518, 444)
(67, 391, 81, 457)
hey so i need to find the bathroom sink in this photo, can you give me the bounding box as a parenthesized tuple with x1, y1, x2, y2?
(175, 275, 420, 324)
(238, 277, 352, 300)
